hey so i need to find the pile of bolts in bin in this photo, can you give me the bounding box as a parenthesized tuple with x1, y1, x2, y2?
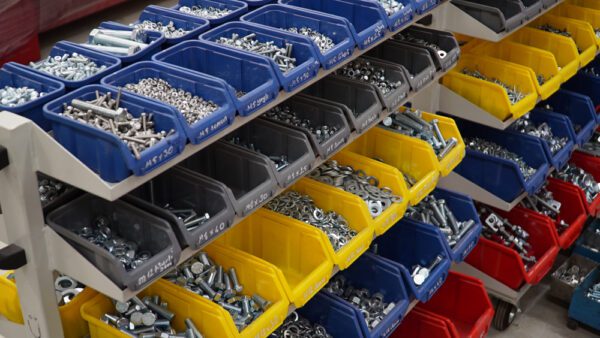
(461, 68, 526, 104)
(325, 274, 396, 329)
(179, 5, 232, 19)
(215, 33, 297, 73)
(465, 137, 536, 179)
(511, 114, 569, 154)
(0, 85, 46, 107)
(381, 109, 457, 159)
(479, 206, 537, 269)
(552, 164, 600, 203)
(266, 191, 357, 251)
(265, 104, 340, 144)
(60, 90, 174, 160)
(287, 27, 335, 53)
(30, 53, 107, 81)
(131, 20, 189, 39)
(164, 252, 271, 331)
(270, 311, 332, 338)
(163, 204, 211, 232)
(309, 160, 404, 218)
(83, 28, 150, 57)
(336, 58, 403, 96)
(228, 136, 290, 171)
(105, 295, 203, 337)
(406, 194, 476, 247)
(520, 184, 569, 234)
(395, 31, 448, 59)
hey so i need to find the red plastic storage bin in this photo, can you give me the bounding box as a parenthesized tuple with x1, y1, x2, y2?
(415, 272, 494, 338)
(391, 307, 454, 338)
(466, 207, 560, 290)
(568, 151, 600, 216)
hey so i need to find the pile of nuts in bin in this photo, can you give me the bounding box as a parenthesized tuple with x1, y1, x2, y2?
(511, 114, 569, 154)
(103, 295, 204, 337)
(228, 136, 290, 171)
(179, 5, 232, 19)
(382, 109, 458, 159)
(395, 31, 448, 59)
(215, 33, 297, 72)
(309, 160, 404, 218)
(336, 58, 403, 96)
(479, 206, 537, 270)
(164, 252, 271, 331)
(38, 176, 70, 207)
(465, 137, 537, 179)
(265, 190, 357, 251)
(270, 311, 332, 338)
(406, 194, 476, 247)
(60, 90, 174, 160)
(552, 164, 600, 203)
(461, 68, 526, 105)
(265, 104, 341, 144)
(83, 28, 151, 56)
(54, 275, 84, 306)
(520, 184, 569, 234)
(325, 274, 396, 330)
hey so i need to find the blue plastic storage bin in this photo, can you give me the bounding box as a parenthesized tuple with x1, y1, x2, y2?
(85, 21, 166, 65)
(366, 0, 414, 31)
(16, 41, 121, 90)
(517, 112, 576, 170)
(102, 61, 237, 145)
(574, 219, 600, 264)
(238, 0, 276, 8)
(412, 0, 440, 14)
(323, 253, 411, 338)
(131, 5, 210, 46)
(372, 221, 451, 302)
(199, 21, 321, 92)
(241, 4, 356, 69)
(297, 292, 363, 338)
(43, 84, 186, 183)
(153, 40, 280, 116)
(402, 188, 482, 263)
(0, 62, 65, 130)
(536, 90, 597, 146)
(564, 73, 600, 124)
(279, 0, 388, 50)
(568, 267, 600, 331)
(455, 118, 551, 202)
(172, 0, 248, 26)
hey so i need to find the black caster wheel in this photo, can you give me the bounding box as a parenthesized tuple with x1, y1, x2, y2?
(493, 300, 518, 331)
(567, 318, 579, 330)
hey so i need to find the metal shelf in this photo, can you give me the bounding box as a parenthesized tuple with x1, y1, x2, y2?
(426, 0, 565, 42)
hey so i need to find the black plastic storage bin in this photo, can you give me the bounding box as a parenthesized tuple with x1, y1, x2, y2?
(123, 167, 236, 250)
(334, 57, 409, 112)
(46, 194, 181, 291)
(519, 0, 543, 19)
(261, 94, 351, 158)
(227, 118, 316, 187)
(302, 76, 383, 133)
(451, 0, 525, 33)
(393, 26, 461, 71)
(366, 40, 436, 91)
(180, 141, 277, 217)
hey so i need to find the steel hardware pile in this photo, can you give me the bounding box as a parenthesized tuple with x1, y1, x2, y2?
(520, 184, 569, 234)
(228, 136, 290, 171)
(270, 311, 332, 338)
(287, 27, 335, 53)
(410, 255, 444, 286)
(60, 91, 173, 160)
(511, 114, 569, 154)
(38, 176, 69, 206)
(395, 31, 447, 59)
(336, 59, 403, 95)
(587, 282, 600, 303)
(381, 109, 457, 159)
(163, 204, 211, 232)
(164, 252, 271, 331)
(83, 28, 150, 56)
(77, 216, 153, 271)
(265, 105, 340, 144)
(554, 263, 586, 287)
(54, 275, 84, 306)
(465, 137, 536, 179)
(552, 164, 600, 203)
(131, 20, 189, 39)
(179, 5, 232, 19)
(376, 0, 406, 16)
(325, 275, 396, 330)
(540, 104, 582, 132)
(536, 24, 572, 37)
(124, 77, 219, 125)
(406, 194, 476, 247)
(461, 68, 526, 105)
(0, 86, 45, 107)
(309, 160, 404, 218)
(479, 207, 537, 269)
(265, 191, 357, 251)
(214, 33, 296, 72)
(30, 53, 107, 81)
(103, 295, 204, 337)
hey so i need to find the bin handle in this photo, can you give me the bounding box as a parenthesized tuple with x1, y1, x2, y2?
(0, 244, 27, 270)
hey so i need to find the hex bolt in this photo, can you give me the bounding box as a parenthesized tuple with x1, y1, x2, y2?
(144, 299, 175, 321)
(71, 99, 126, 122)
(229, 268, 243, 293)
(185, 318, 204, 338)
(197, 278, 218, 299)
(431, 119, 447, 147)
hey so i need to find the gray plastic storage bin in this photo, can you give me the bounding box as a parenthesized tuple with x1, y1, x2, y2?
(451, 0, 525, 33)
(550, 254, 599, 304)
(124, 167, 236, 250)
(542, 0, 559, 9)
(335, 57, 409, 113)
(262, 94, 351, 158)
(520, 0, 543, 19)
(180, 141, 277, 217)
(228, 119, 316, 188)
(394, 26, 461, 71)
(366, 41, 436, 91)
(302, 76, 383, 133)
(46, 194, 181, 291)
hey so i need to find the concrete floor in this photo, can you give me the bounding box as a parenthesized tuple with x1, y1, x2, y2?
(34, 1, 600, 337)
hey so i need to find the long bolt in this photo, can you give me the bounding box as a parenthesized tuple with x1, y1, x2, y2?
(431, 119, 447, 147)
(71, 99, 127, 122)
(144, 299, 175, 321)
(91, 32, 149, 49)
(185, 318, 204, 338)
(81, 43, 139, 56)
(229, 267, 243, 293)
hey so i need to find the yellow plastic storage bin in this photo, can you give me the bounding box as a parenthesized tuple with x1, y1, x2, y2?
(569, 0, 600, 10)
(530, 14, 598, 66)
(344, 128, 440, 206)
(0, 271, 97, 338)
(442, 54, 538, 121)
(274, 178, 375, 269)
(552, 3, 600, 46)
(393, 108, 466, 176)
(469, 40, 562, 99)
(508, 27, 580, 82)
(215, 208, 334, 307)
